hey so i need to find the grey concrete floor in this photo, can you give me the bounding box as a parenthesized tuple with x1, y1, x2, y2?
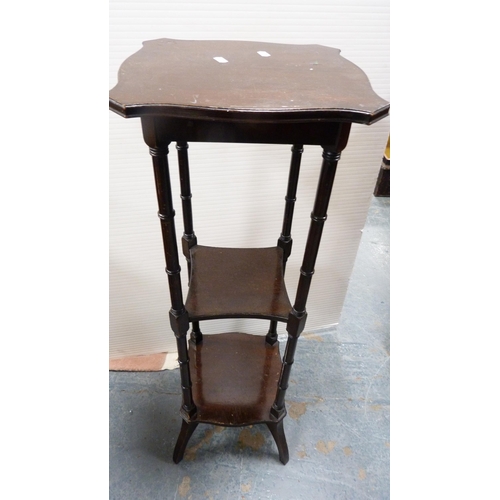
(110, 196, 389, 500)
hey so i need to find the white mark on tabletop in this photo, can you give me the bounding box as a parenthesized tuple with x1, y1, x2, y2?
(257, 51, 271, 57)
(213, 56, 228, 63)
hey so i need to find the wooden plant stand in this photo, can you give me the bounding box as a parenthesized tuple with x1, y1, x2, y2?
(109, 38, 389, 464)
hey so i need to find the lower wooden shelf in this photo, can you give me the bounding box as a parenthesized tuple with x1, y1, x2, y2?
(188, 333, 283, 426)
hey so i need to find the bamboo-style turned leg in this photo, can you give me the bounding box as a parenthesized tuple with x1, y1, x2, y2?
(278, 144, 304, 264)
(150, 145, 197, 420)
(176, 141, 203, 345)
(266, 144, 304, 346)
(176, 141, 198, 260)
(271, 146, 342, 420)
(190, 321, 203, 345)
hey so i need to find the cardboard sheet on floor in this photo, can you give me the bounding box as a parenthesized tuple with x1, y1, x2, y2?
(109, 352, 178, 371)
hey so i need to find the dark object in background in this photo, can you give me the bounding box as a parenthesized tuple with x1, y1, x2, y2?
(374, 136, 390, 197)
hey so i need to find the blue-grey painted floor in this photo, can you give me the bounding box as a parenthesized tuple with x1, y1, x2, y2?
(110, 196, 389, 499)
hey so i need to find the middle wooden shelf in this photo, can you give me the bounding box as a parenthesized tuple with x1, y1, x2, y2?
(184, 245, 292, 322)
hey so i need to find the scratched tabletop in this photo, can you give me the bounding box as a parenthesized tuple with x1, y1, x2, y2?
(109, 38, 389, 124)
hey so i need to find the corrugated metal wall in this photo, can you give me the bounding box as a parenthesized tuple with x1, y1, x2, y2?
(109, 0, 390, 358)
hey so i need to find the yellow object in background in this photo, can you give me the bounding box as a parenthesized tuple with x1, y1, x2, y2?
(384, 136, 390, 160)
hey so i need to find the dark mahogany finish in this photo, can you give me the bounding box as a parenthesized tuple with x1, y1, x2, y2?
(109, 38, 389, 465)
(185, 246, 292, 322)
(110, 38, 388, 125)
(189, 333, 282, 426)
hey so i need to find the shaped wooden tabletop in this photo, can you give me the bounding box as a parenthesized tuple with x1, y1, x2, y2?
(109, 38, 389, 124)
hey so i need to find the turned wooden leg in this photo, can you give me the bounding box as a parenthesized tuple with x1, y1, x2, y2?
(190, 320, 203, 345)
(272, 146, 342, 422)
(266, 421, 289, 465)
(276, 143, 303, 265)
(149, 144, 197, 420)
(173, 420, 199, 464)
(266, 144, 303, 347)
(266, 320, 278, 346)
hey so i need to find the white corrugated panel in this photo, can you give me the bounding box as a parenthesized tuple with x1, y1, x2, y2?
(109, 0, 390, 358)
